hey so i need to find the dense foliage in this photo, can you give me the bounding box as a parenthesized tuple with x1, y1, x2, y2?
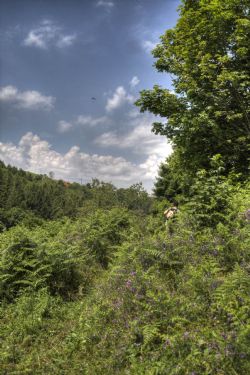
(0, 176, 249, 374)
(136, 0, 250, 199)
(0, 0, 249, 373)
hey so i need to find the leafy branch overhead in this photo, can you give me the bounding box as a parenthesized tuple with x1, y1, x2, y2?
(136, 0, 250, 199)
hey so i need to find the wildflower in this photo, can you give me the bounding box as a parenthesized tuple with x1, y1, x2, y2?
(126, 279, 132, 289)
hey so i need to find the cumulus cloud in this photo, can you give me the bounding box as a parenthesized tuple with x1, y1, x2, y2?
(105, 86, 134, 112)
(23, 19, 76, 49)
(96, 119, 171, 155)
(139, 154, 166, 180)
(55, 80, 171, 185)
(57, 120, 74, 133)
(57, 82, 138, 133)
(129, 76, 140, 89)
(76, 115, 108, 127)
(142, 40, 157, 53)
(0, 85, 55, 110)
(0, 131, 171, 190)
(95, 113, 172, 178)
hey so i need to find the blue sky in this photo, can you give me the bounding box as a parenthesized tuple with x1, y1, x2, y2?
(0, 0, 180, 190)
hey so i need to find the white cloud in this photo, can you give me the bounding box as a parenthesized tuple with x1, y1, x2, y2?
(96, 120, 170, 156)
(129, 76, 140, 89)
(57, 34, 77, 48)
(58, 120, 73, 133)
(56, 115, 108, 133)
(139, 154, 166, 180)
(0, 131, 172, 191)
(142, 40, 157, 53)
(0, 86, 18, 101)
(76, 115, 108, 127)
(0, 132, 145, 187)
(96, 1, 114, 9)
(23, 19, 76, 49)
(127, 108, 140, 118)
(0, 85, 55, 110)
(105, 86, 134, 112)
(95, 114, 172, 179)
(24, 31, 47, 48)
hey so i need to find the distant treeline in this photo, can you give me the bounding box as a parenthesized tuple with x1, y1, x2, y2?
(0, 160, 152, 229)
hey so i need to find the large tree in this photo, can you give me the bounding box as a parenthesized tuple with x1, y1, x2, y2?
(136, 0, 250, 198)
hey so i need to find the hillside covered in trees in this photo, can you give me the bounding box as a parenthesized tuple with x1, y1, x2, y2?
(0, 0, 250, 374)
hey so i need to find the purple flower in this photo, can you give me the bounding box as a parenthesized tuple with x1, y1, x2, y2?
(126, 279, 132, 289)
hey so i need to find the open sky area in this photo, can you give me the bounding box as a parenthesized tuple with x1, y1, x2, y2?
(0, 0, 180, 191)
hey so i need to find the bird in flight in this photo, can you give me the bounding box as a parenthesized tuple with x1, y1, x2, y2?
(91, 97, 96, 101)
